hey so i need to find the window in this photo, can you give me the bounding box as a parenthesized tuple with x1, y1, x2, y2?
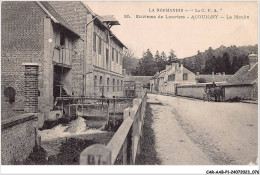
(107, 78, 110, 92)
(94, 76, 97, 93)
(116, 51, 119, 64)
(121, 80, 123, 91)
(183, 73, 188, 80)
(93, 33, 96, 52)
(168, 74, 175, 81)
(119, 53, 122, 65)
(98, 37, 101, 54)
(113, 79, 115, 92)
(4, 87, 15, 104)
(106, 49, 109, 69)
(112, 48, 114, 61)
(117, 79, 119, 92)
(60, 32, 65, 46)
(99, 76, 103, 93)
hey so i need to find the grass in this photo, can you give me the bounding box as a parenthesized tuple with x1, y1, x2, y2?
(135, 103, 161, 165)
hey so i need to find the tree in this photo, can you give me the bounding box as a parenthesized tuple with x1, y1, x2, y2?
(223, 52, 232, 74)
(122, 48, 138, 75)
(133, 49, 157, 76)
(160, 51, 167, 61)
(168, 49, 178, 64)
(154, 50, 160, 62)
(194, 50, 203, 73)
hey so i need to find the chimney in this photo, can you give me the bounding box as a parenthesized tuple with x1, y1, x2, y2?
(249, 54, 258, 69)
(180, 64, 183, 75)
(222, 72, 225, 75)
(171, 63, 179, 71)
(122, 69, 127, 76)
(196, 72, 200, 76)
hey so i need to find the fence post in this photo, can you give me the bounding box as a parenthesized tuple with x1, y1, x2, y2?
(123, 108, 130, 165)
(80, 144, 112, 165)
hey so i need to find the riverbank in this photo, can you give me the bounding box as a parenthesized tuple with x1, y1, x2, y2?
(23, 132, 114, 165)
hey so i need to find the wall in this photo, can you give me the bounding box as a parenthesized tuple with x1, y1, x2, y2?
(176, 84, 255, 101)
(93, 69, 124, 97)
(1, 2, 45, 119)
(92, 20, 123, 75)
(224, 85, 254, 100)
(49, 1, 87, 96)
(49, 2, 125, 96)
(1, 114, 38, 165)
(176, 84, 205, 99)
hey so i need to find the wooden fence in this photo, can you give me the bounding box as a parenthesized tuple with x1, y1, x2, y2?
(79, 91, 147, 165)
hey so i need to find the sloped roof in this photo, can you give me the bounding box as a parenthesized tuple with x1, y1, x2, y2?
(197, 74, 233, 83)
(38, 2, 80, 37)
(228, 63, 258, 84)
(158, 71, 166, 78)
(81, 3, 127, 49)
(175, 67, 194, 75)
(100, 15, 120, 25)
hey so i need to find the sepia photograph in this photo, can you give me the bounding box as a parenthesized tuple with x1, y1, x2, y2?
(1, 0, 259, 174)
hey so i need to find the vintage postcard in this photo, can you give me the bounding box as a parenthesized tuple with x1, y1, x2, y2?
(1, 1, 259, 174)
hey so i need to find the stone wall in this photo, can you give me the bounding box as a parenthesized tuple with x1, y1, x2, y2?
(176, 84, 205, 99)
(224, 84, 254, 100)
(1, 114, 38, 165)
(176, 84, 255, 101)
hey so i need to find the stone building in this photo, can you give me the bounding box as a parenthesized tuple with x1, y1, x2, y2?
(150, 63, 196, 94)
(1, 1, 126, 120)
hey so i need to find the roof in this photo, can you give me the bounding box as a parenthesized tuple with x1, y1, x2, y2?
(197, 74, 233, 83)
(81, 3, 127, 49)
(124, 76, 153, 85)
(38, 2, 81, 37)
(175, 67, 194, 75)
(227, 63, 258, 85)
(100, 15, 120, 25)
(158, 71, 166, 78)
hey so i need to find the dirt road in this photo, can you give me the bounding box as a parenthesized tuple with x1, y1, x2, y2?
(148, 94, 258, 165)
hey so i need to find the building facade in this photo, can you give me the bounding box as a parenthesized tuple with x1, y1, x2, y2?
(1, 1, 126, 120)
(150, 63, 196, 94)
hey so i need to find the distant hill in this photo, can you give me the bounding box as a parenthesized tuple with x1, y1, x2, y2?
(181, 45, 258, 74)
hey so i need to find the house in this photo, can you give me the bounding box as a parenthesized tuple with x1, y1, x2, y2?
(227, 53, 258, 85)
(150, 63, 196, 94)
(47, 2, 126, 98)
(150, 72, 160, 93)
(1, 1, 127, 120)
(225, 53, 258, 100)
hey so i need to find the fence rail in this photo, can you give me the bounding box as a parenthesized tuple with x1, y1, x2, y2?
(79, 90, 147, 165)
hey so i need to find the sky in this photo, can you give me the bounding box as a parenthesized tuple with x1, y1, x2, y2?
(85, 1, 258, 59)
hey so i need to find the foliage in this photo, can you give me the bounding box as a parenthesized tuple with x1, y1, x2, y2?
(182, 45, 257, 74)
(132, 49, 157, 76)
(124, 44, 257, 76)
(122, 48, 139, 75)
(132, 49, 179, 76)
